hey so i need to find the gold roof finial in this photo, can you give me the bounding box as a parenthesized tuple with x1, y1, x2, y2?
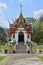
(19, 4, 23, 18)
(18, 4, 24, 22)
(20, 4, 22, 14)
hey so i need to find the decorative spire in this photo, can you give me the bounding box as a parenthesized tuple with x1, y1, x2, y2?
(20, 4, 22, 15)
(19, 4, 24, 20)
(19, 4, 23, 19)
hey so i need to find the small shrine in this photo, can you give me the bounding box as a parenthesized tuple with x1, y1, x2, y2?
(9, 5, 33, 53)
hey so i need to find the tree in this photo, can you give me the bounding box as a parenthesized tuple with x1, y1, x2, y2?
(32, 15, 43, 44)
(0, 27, 7, 45)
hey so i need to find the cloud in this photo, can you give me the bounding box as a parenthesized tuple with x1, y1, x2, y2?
(0, 17, 9, 28)
(0, 2, 9, 28)
(0, 2, 7, 9)
(0, 2, 7, 15)
(34, 9, 43, 18)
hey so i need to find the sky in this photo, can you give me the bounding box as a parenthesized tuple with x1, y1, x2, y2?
(0, 0, 43, 28)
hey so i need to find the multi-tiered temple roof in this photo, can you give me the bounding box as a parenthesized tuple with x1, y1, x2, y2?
(9, 5, 33, 35)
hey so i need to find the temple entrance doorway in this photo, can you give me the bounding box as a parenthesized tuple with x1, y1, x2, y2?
(18, 32, 24, 44)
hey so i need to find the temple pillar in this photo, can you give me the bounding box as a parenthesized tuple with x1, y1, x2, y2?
(15, 33, 18, 45)
(29, 34, 31, 42)
(11, 34, 13, 41)
(24, 33, 27, 45)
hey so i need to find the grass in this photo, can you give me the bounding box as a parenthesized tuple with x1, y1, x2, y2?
(0, 45, 15, 53)
(32, 45, 43, 50)
(0, 49, 2, 52)
(38, 56, 43, 61)
(0, 56, 6, 61)
(0, 45, 9, 52)
(31, 45, 43, 53)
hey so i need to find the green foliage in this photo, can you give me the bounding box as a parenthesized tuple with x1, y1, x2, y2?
(32, 45, 43, 53)
(0, 45, 15, 53)
(33, 45, 43, 50)
(26, 16, 43, 43)
(8, 45, 14, 53)
(0, 49, 2, 52)
(0, 45, 8, 52)
(32, 30, 43, 43)
(0, 27, 7, 45)
(0, 56, 6, 61)
(38, 56, 43, 61)
(26, 17, 38, 29)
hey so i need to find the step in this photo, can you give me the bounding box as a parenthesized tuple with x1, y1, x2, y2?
(16, 44, 27, 53)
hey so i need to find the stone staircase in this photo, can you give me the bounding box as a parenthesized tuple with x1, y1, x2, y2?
(16, 43, 27, 53)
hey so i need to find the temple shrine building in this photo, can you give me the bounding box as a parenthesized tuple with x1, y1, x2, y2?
(9, 5, 33, 53)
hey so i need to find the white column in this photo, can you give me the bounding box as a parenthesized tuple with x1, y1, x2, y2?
(11, 34, 13, 41)
(24, 32, 27, 45)
(29, 34, 31, 42)
(15, 33, 18, 45)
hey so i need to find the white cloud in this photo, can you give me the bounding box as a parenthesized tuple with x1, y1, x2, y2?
(0, 2, 7, 9)
(34, 9, 43, 18)
(0, 2, 7, 15)
(0, 2, 8, 28)
(0, 16, 9, 28)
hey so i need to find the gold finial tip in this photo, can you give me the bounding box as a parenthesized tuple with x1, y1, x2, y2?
(20, 4, 22, 7)
(20, 4, 22, 14)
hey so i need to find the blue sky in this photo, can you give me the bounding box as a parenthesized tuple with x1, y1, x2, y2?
(0, 0, 43, 28)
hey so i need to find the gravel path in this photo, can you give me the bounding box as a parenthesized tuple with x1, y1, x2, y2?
(0, 54, 43, 65)
(12, 60, 43, 65)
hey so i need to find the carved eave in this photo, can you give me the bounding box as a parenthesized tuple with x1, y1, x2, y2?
(14, 21, 29, 34)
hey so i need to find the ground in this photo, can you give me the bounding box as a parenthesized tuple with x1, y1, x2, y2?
(0, 54, 43, 65)
(0, 45, 43, 65)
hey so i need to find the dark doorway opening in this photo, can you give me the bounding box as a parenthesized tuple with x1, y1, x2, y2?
(18, 32, 24, 43)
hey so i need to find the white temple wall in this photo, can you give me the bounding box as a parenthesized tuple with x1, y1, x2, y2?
(11, 27, 32, 45)
(15, 27, 27, 45)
